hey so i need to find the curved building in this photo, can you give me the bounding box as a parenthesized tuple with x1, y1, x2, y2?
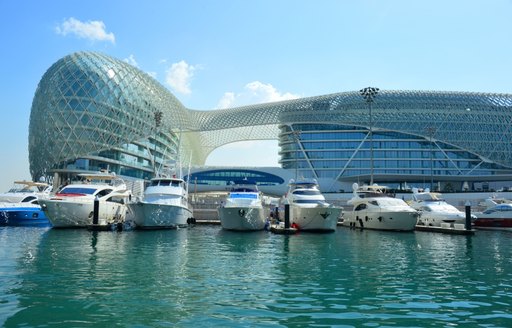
(29, 51, 512, 192)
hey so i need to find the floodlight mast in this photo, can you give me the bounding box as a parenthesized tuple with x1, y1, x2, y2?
(359, 87, 379, 185)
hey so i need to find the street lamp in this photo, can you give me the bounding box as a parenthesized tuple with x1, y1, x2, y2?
(425, 126, 436, 191)
(289, 130, 302, 180)
(359, 87, 379, 185)
(153, 110, 163, 176)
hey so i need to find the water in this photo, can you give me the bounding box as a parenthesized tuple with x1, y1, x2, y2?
(1, 226, 511, 327)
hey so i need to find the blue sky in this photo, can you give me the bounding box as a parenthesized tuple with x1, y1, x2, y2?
(0, 0, 511, 192)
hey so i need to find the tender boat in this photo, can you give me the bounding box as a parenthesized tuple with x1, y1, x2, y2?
(342, 183, 418, 231)
(39, 173, 131, 228)
(473, 197, 512, 230)
(0, 181, 52, 227)
(283, 178, 342, 232)
(128, 176, 194, 229)
(409, 188, 472, 227)
(218, 181, 268, 231)
(0, 199, 51, 227)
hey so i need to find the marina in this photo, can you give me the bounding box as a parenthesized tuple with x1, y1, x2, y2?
(1, 225, 511, 327)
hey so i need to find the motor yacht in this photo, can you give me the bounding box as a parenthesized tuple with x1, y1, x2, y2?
(0, 198, 51, 227)
(409, 188, 472, 227)
(283, 178, 342, 232)
(0, 181, 52, 227)
(128, 176, 194, 229)
(218, 181, 268, 231)
(39, 173, 131, 228)
(473, 197, 512, 230)
(342, 183, 418, 231)
(0, 180, 52, 203)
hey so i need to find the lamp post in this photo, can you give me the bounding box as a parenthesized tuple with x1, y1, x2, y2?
(359, 87, 379, 185)
(290, 130, 302, 180)
(153, 110, 163, 176)
(425, 126, 436, 191)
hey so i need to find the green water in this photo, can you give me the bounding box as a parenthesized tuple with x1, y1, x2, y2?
(0, 226, 511, 327)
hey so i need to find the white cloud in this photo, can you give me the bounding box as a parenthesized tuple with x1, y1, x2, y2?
(216, 81, 300, 109)
(124, 54, 139, 68)
(55, 17, 115, 44)
(165, 60, 198, 95)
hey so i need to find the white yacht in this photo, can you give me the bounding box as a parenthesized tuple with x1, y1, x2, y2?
(0, 180, 52, 203)
(409, 188, 470, 227)
(128, 177, 194, 229)
(283, 178, 342, 232)
(39, 173, 131, 228)
(218, 181, 268, 231)
(342, 183, 418, 231)
(473, 197, 512, 230)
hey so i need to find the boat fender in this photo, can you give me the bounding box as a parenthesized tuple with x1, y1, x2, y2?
(365, 216, 368, 222)
(291, 222, 299, 230)
(358, 218, 364, 228)
(238, 209, 246, 217)
(378, 216, 382, 222)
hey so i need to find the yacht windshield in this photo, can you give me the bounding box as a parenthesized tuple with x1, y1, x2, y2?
(293, 190, 321, 196)
(59, 187, 97, 195)
(295, 199, 325, 204)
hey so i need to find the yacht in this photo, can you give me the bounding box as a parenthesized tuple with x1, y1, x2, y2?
(0, 180, 52, 203)
(409, 188, 471, 227)
(39, 173, 131, 228)
(342, 183, 418, 231)
(0, 181, 52, 227)
(218, 181, 268, 231)
(473, 197, 512, 230)
(283, 178, 342, 232)
(0, 198, 51, 227)
(128, 176, 194, 229)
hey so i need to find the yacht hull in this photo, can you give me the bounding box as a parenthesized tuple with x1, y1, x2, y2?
(473, 217, 512, 230)
(0, 206, 51, 227)
(290, 206, 342, 232)
(129, 202, 192, 229)
(343, 211, 417, 231)
(40, 199, 127, 228)
(416, 213, 466, 227)
(218, 206, 267, 231)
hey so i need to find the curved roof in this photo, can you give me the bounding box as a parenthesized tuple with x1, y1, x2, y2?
(29, 51, 512, 179)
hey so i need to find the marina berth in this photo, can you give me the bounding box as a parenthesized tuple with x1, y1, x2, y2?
(128, 176, 194, 229)
(283, 178, 342, 232)
(218, 180, 268, 231)
(409, 188, 473, 228)
(341, 183, 418, 231)
(39, 173, 131, 228)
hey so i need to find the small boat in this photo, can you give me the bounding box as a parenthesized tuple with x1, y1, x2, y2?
(39, 173, 131, 228)
(218, 180, 268, 231)
(0, 199, 51, 227)
(0, 181, 52, 227)
(128, 176, 194, 229)
(341, 183, 418, 231)
(473, 197, 512, 230)
(409, 188, 472, 227)
(283, 178, 342, 232)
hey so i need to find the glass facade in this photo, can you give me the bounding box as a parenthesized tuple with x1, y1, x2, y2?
(29, 52, 512, 190)
(279, 124, 511, 185)
(186, 169, 285, 187)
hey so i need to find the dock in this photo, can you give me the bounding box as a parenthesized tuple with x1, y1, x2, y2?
(415, 223, 475, 235)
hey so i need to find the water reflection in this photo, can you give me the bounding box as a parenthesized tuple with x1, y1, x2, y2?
(0, 226, 511, 327)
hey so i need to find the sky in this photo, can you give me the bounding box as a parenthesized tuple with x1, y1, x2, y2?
(0, 0, 511, 192)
